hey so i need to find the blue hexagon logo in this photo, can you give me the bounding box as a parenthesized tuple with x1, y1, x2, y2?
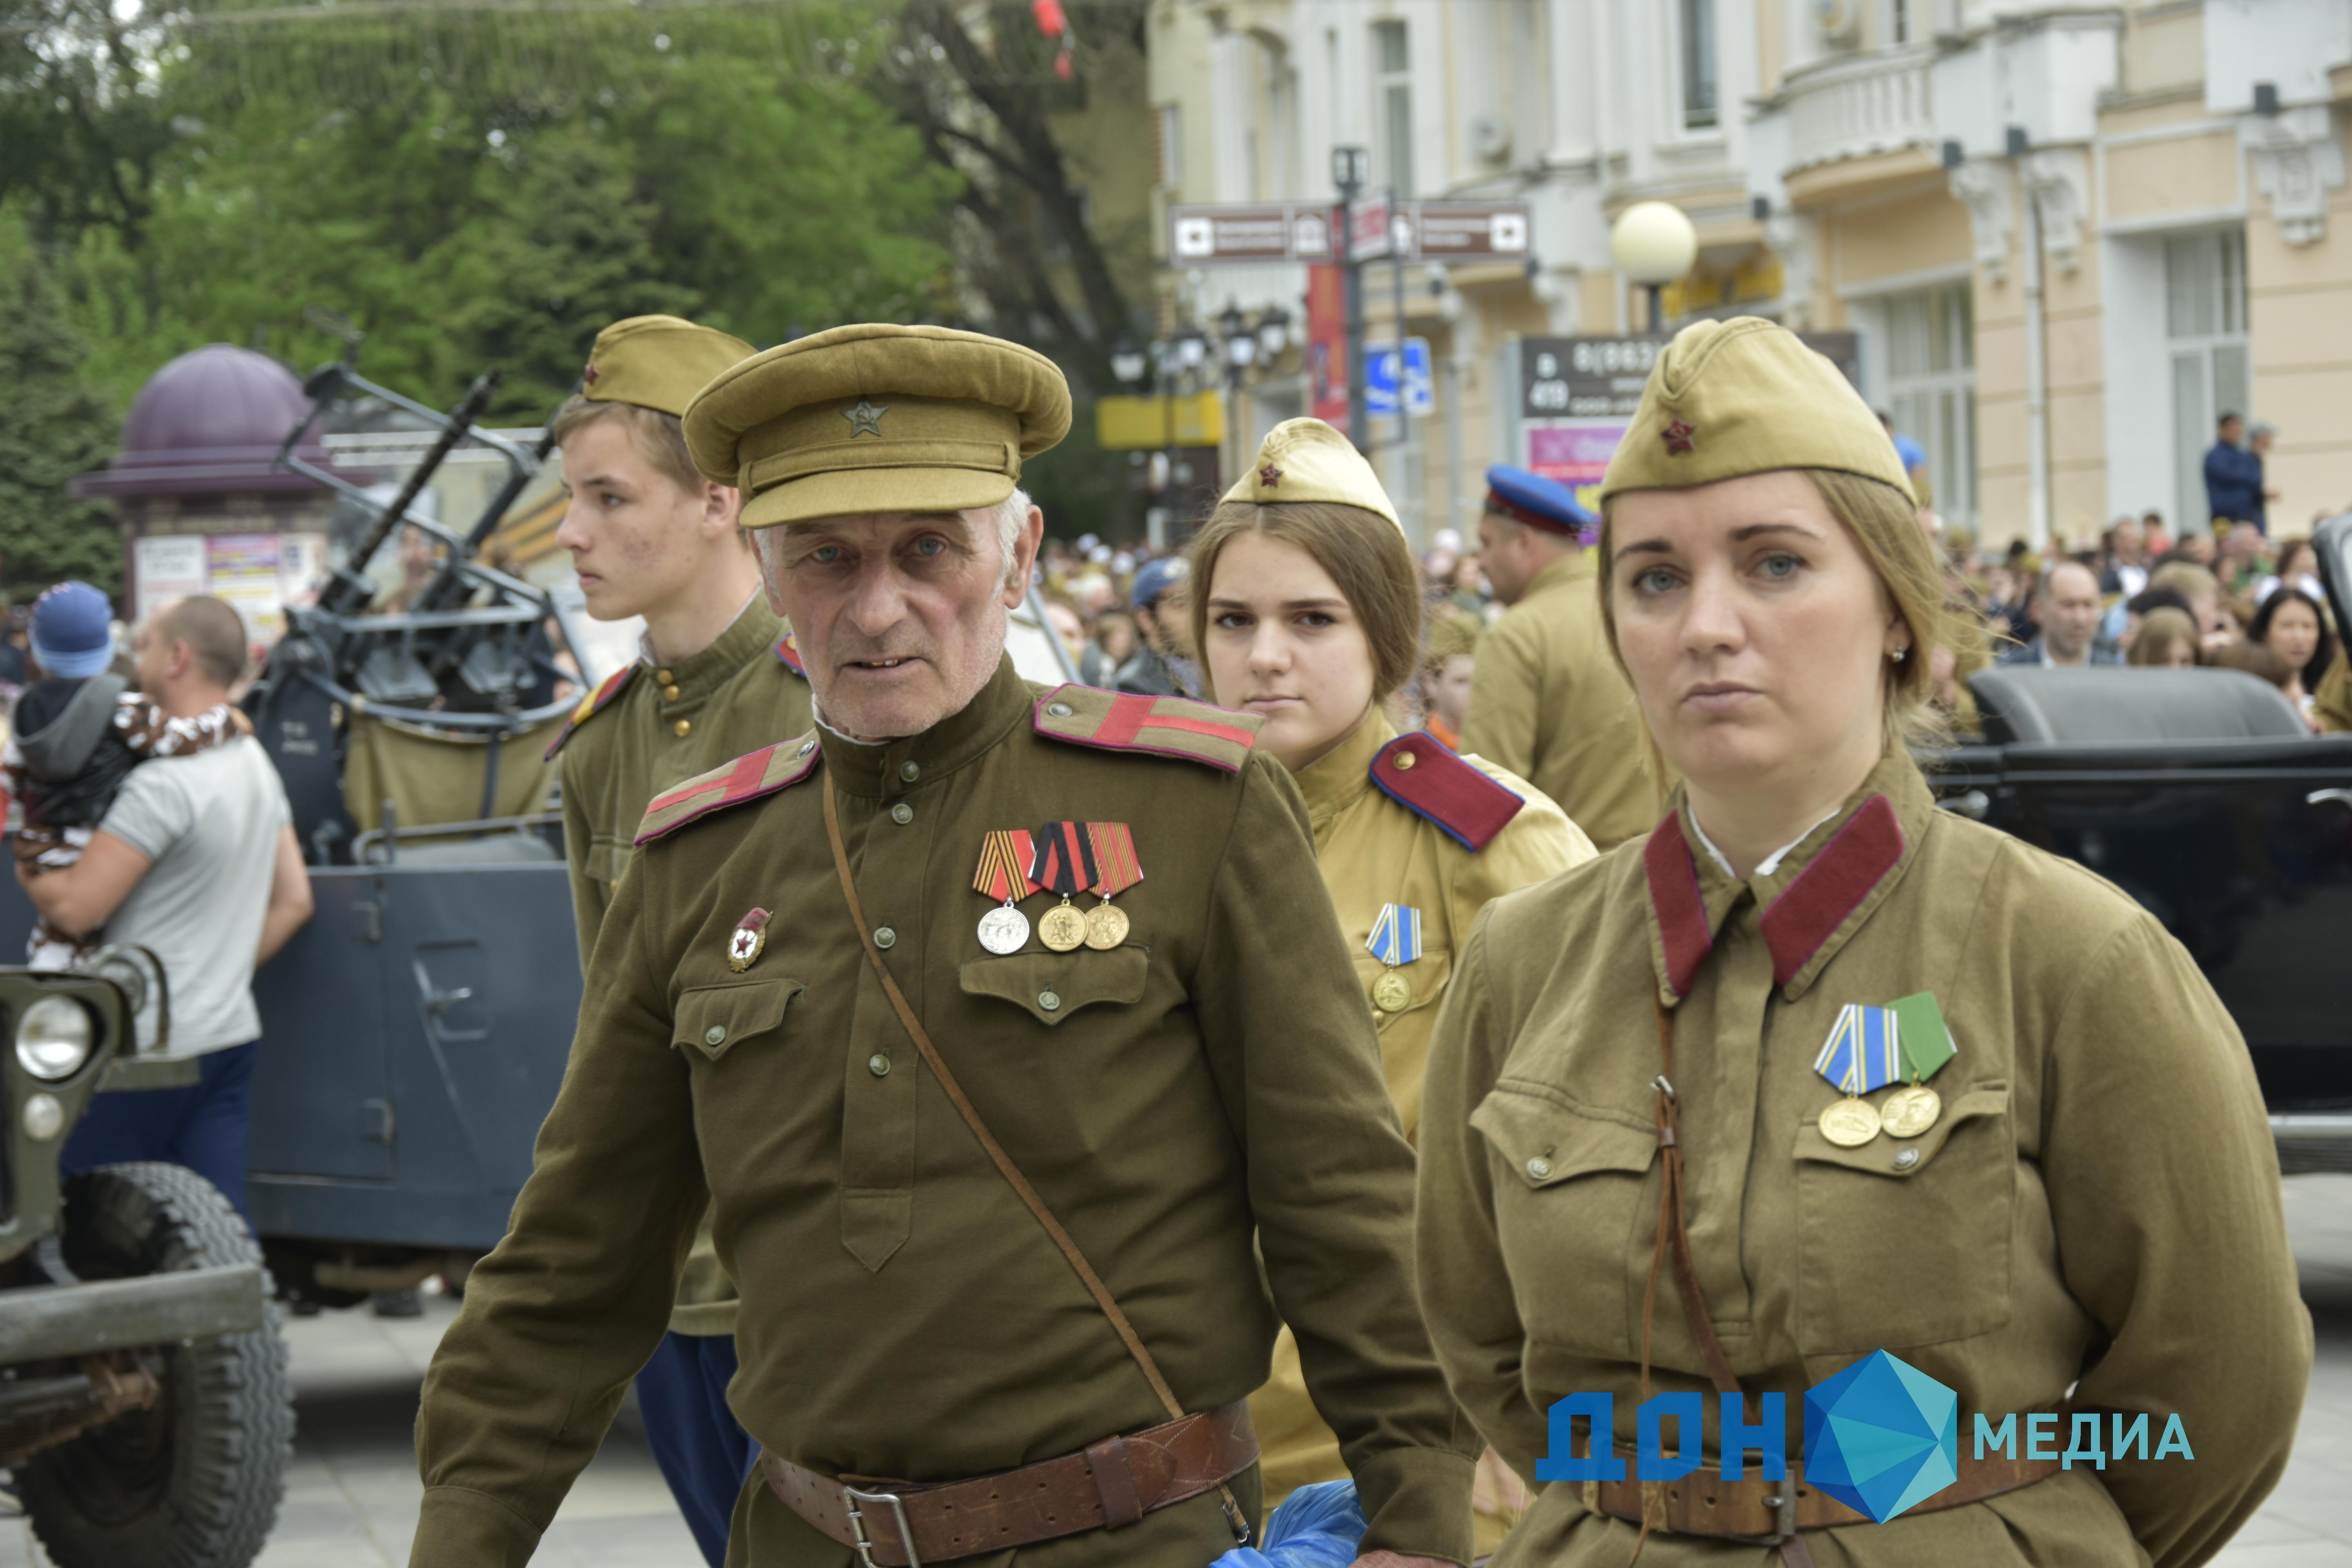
(1802, 1350, 1960, 1523)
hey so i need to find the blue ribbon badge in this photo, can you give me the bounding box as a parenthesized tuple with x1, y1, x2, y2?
(1366, 904, 1423, 1014)
(1813, 1004, 1902, 1096)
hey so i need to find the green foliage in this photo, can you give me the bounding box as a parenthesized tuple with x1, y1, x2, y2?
(0, 241, 123, 599)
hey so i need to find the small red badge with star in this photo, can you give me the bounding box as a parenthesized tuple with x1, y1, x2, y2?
(1662, 417, 1696, 454)
(728, 908, 771, 972)
(583, 361, 599, 385)
(1259, 463, 1283, 487)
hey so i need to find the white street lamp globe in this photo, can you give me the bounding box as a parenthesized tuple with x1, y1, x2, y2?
(1611, 201, 1699, 287)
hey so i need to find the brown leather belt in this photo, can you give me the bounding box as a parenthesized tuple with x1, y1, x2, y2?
(1578, 1431, 2063, 1542)
(759, 1400, 1259, 1567)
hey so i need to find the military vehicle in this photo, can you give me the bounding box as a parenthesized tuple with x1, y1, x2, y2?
(0, 958, 285, 1568)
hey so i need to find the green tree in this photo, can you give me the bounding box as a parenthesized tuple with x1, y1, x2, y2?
(0, 243, 124, 599)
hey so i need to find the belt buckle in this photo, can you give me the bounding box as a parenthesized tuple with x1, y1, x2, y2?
(842, 1483, 920, 1568)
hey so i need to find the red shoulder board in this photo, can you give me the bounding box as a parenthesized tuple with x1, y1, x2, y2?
(775, 627, 806, 678)
(544, 664, 638, 761)
(1370, 732, 1525, 852)
(1032, 685, 1261, 773)
(635, 733, 821, 846)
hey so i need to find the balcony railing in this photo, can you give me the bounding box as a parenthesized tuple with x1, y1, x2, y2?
(1782, 45, 1938, 172)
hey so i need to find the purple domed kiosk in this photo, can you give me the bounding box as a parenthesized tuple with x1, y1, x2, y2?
(71, 345, 347, 635)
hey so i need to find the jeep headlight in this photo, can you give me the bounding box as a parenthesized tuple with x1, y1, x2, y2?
(16, 996, 94, 1081)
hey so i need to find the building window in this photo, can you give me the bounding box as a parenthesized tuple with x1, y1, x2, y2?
(1681, 0, 1718, 131)
(2165, 230, 2249, 531)
(1889, 0, 1911, 45)
(1884, 283, 1976, 527)
(1156, 104, 1182, 190)
(1375, 19, 1414, 198)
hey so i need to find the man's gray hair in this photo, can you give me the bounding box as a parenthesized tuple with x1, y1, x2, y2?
(752, 489, 1033, 586)
(2040, 556, 2099, 600)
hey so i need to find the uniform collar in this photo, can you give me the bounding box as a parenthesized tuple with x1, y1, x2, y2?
(642, 592, 782, 703)
(1642, 748, 1935, 1005)
(816, 653, 1032, 799)
(1290, 707, 1393, 828)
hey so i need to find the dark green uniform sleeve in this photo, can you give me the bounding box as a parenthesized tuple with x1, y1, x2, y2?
(2042, 913, 2311, 1568)
(1194, 756, 1479, 1564)
(410, 858, 704, 1564)
(1413, 906, 1550, 1479)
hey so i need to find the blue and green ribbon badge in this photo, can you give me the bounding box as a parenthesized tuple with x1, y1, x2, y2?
(1366, 903, 1423, 966)
(1886, 991, 1957, 1083)
(1815, 993, 1960, 1096)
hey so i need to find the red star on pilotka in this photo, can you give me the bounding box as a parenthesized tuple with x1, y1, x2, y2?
(1259, 464, 1283, 486)
(583, 361, 599, 385)
(1662, 417, 1696, 454)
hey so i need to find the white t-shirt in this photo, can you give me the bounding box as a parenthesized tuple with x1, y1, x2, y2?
(98, 737, 292, 1057)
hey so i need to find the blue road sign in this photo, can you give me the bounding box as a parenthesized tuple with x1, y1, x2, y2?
(1366, 338, 1435, 417)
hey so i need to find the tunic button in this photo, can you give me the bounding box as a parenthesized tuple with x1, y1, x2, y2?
(663, 684, 682, 702)
(673, 719, 692, 737)
(798, 740, 815, 757)
(1038, 990, 1061, 1012)
(874, 927, 897, 949)
(704, 1025, 727, 1047)
(1394, 750, 1417, 771)
(1046, 702, 1074, 719)
(1526, 1156, 1553, 1180)
(655, 668, 674, 683)
(868, 1053, 891, 1077)
(900, 761, 921, 782)
(890, 803, 914, 825)
(1893, 1147, 1921, 1171)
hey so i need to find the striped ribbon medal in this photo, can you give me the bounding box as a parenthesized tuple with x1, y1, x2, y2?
(1028, 822, 1100, 953)
(1083, 823, 1143, 951)
(972, 830, 1039, 955)
(1365, 903, 1423, 1014)
(1813, 1003, 1903, 1147)
(1881, 992, 1959, 1139)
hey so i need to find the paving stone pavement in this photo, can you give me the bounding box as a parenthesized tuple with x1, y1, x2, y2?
(0, 1175, 2348, 1566)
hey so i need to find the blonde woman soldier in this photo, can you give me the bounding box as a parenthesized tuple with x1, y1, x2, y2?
(1193, 419, 1596, 1559)
(1416, 319, 2310, 1568)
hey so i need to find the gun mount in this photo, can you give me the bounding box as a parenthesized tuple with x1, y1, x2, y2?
(251, 359, 593, 864)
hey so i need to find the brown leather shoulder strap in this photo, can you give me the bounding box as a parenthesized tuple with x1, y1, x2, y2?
(823, 780, 1188, 1423)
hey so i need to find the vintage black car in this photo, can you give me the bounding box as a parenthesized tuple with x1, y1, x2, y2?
(0, 960, 286, 1568)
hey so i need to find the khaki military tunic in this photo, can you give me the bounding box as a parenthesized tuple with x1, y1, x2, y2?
(2316, 648, 2352, 733)
(1417, 749, 2311, 1567)
(415, 659, 1478, 1566)
(1459, 553, 1655, 851)
(555, 594, 811, 1337)
(1248, 710, 1591, 1555)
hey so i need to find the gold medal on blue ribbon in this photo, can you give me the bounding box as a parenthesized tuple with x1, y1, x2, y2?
(1813, 1003, 1902, 1146)
(1880, 992, 1958, 1139)
(1366, 903, 1421, 1014)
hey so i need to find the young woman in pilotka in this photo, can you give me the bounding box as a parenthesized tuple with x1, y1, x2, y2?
(1415, 318, 2310, 1568)
(1191, 419, 1594, 1560)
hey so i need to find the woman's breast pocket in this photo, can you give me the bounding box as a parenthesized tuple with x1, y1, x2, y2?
(1470, 1082, 1657, 1363)
(1792, 1083, 2016, 1354)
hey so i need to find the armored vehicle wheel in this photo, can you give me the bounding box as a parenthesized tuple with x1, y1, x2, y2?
(18, 1162, 291, 1568)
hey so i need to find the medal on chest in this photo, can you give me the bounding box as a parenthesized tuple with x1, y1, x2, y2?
(1812, 1004, 1900, 1146)
(1027, 822, 1098, 953)
(1366, 903, 1422, 1013)
(971, 831, 1039, 955)
(1879, 992, 1958, 1138)
(1083, 822, 1142, 950)
(728, 907, 771, 973)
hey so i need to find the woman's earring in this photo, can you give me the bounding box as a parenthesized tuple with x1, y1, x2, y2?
(1891, 647, 1909, 663)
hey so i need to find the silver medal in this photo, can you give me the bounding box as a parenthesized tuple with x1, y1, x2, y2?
(977, 904, 1030, 955)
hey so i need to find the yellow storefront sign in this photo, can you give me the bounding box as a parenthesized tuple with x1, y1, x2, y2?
(1096, 391, 1226, 450)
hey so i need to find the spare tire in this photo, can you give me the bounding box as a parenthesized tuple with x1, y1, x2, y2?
(18, 1162, 291, 1568)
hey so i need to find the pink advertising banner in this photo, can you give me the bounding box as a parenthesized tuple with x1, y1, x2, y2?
(1526, 421, 1629, 515)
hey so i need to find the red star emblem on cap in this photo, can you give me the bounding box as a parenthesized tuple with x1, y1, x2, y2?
(583, 361, 599, 385)
(1259, 464, 1283, 487)
(1662, 418, 1696, 454)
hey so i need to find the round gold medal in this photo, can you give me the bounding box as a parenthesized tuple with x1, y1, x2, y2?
(1371, 970, 1413, 1013)
(1879, 1083, 1942, 1140)
(1038, 903, 1088, 953)
(1083, 901, 1130, 951)
(1817, 1097, 1882, 1148)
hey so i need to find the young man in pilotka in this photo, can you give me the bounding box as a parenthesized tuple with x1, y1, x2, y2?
(412, 324, 1475, 1568)
(541, 314, 812, 1566)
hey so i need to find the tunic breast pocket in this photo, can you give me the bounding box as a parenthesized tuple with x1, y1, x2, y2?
(673, 978, 806, 1063)
(957, 947, 1150, 1027)
(1791, 1083, 2014, 1354)
(585, 837, 632, 887)
(1470, 1083, 1657, 1363)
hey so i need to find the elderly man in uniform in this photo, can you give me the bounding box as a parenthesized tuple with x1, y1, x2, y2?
(541, 314, 813, 1566)
(1460, 465, 1653, 849)
(411, 324, 1475, 1568)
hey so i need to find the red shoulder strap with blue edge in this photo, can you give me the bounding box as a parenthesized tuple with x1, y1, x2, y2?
(1368, 732, 1524, 852)
(775, 628, 806, 678)
(634, 735, 821, 846)
(544, 664, 638, 760)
